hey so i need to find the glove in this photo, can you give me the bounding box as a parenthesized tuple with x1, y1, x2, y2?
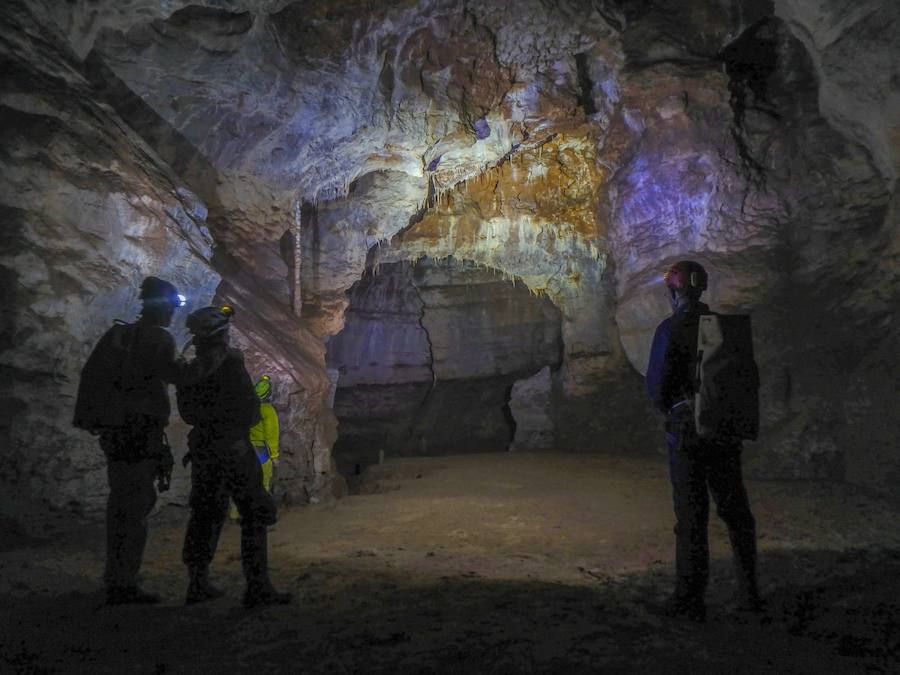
(157, 446, 174, 492)
(155, 435, 175, 493)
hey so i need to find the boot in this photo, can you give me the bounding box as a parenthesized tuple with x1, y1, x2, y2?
(106, 585, 161, 606)
(185, 567, 225, 605)
(242, 580, 293, 608)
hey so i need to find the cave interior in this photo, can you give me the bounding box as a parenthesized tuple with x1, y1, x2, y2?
(1, 0, 899, 671)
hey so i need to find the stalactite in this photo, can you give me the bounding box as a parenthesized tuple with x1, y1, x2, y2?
(291, 198, 303, 316)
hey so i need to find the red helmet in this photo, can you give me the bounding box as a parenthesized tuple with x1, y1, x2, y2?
(664, 260, 708, 292)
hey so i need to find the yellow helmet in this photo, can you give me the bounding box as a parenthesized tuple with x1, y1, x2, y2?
(186, 305, 234, 338)
(255, 375, 272, 401)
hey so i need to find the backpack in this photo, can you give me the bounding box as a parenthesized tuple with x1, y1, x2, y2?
(176, 350, 260, 431)
(72, 321, 139, 432)
(693, 314, 760, 440)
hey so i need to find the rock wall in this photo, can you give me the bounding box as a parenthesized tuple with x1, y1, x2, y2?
(775, 0, 900, 185)
(509, 366, 555, 452)
(605, 11, 895, 485)
(1, 0, 342, 514)
(0, 1, 219, 512)
(327, 258, 562, 475)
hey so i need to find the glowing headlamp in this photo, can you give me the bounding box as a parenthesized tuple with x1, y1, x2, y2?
(176, 294, 187, 307)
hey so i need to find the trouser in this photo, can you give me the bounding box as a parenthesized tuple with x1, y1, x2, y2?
(100, 422, 164, 589)
(229, 457, 273, 520)
(102, 458, 158, 589)
(666, 426, 758, 603)
(182, 433, 277, 587)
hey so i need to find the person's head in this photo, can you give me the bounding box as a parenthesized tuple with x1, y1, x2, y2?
(255, 375, 272, 402)
(186, 304, 235, 348)
(664, 260, 708, 309)
(139, 276, 185, 327)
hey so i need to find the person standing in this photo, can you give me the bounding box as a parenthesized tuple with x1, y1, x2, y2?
(229, 375, 280, 521)
(177, 305, 292, 607)
(73, 277, 226, 605)
(645, 260, 762, 622)
(250, 375, 280, 494)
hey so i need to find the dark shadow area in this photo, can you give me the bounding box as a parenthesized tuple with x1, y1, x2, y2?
(333, 375, 522, 483)
(552, 367, 661, 456)
(720, 17, 781, 181)
(574, 52, 598, 115)
(2, 547, 898, 673)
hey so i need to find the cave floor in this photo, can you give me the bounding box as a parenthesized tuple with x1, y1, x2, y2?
(2, 452, 900, 674)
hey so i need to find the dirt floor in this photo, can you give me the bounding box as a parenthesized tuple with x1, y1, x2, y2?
(2, 451, 900, 674)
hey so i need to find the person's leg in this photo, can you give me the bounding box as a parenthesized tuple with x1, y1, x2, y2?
(228, 457, 270, 521)
(102, 455, 159, 603)
(227, 440, 290, 606)
(261, 459, 274, 494)
(707, 443, 761, 608)
(182, 450, 229, 603)
(667, 429, 710, 614)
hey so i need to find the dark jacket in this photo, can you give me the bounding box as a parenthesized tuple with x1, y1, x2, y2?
(74, 317, 226, 431)
(646, 300, 710, 414)
(176, 347, 261, 443)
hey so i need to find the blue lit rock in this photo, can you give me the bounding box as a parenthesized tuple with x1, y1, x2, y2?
(0, 2, 219, 511)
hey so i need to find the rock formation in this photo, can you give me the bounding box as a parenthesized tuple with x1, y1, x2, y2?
(326, 257, 562, 473)
(1, 0, 897, 512)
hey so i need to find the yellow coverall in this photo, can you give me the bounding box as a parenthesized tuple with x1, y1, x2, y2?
(229, 402, 279, 520)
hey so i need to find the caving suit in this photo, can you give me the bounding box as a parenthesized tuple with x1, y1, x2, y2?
(646, 299, 760, 606)
(178, 344, 278, 592)
(77, 317, 225, 592)
(251, 402, 280, 493)
(229, 399, 280, 520)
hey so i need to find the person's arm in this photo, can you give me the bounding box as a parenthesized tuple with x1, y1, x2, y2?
(228, 350, 263, 429)
(646, 320, 671, 413)
(659, 318, 693, 411)
(263, 405, 280, 460)
(153, 332, 227, 387)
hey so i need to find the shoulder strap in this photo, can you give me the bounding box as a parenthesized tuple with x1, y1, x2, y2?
(117, 322, 142, 387)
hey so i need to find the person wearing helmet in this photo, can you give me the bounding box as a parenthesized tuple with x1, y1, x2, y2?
(645, 261, 761, 621)
(229, 375, 280, 521)
(177, 306, 292, 608)
(73, 276, 227, 605)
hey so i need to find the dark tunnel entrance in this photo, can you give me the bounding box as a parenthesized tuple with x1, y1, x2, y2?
(325, 257, 563, 481)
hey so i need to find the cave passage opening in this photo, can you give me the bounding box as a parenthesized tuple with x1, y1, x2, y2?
(325, 256, 563, 482)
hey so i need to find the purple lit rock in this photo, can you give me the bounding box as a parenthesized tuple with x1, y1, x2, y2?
(474, 117, 491, 140)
